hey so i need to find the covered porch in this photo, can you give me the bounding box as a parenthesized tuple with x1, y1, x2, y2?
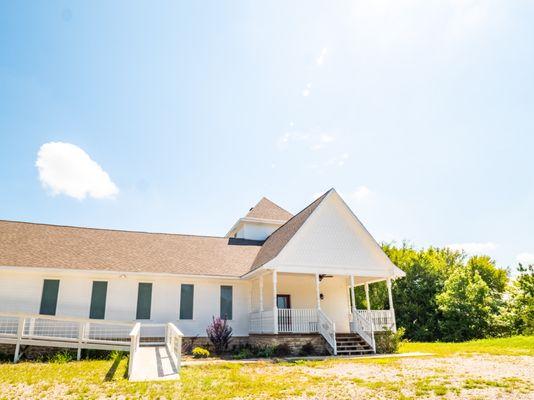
(247, 269, 397, 352)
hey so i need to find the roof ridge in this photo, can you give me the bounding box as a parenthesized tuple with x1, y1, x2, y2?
(245, 196, 293, 220)
(247, 189, 332, 272)
(0, 219, 251, 240)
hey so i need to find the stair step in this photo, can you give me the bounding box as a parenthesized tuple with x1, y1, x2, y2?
(334, 332, 374, 355)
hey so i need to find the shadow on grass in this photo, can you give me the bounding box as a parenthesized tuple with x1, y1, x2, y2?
(104, 352, 124, 382)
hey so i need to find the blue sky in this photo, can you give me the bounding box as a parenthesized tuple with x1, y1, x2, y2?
(1, 1, 533, 271)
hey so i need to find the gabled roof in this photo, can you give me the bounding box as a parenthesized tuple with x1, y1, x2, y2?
(249, 190, 330, 271)
(245, 197, 293, 221)
(0, 220, 262, 277)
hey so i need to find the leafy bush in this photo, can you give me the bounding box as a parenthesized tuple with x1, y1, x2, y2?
(0, 351, 10, 363)
(233, 348, 254, 360)
(299, 341, 315, 356)
(375, 327, 405, 354)
(192, 347, 210, 358)
(49, 350, 74, 363)
(274, 343, 292, 357)
(206, 316, 233, 354)
(183, 335, 200, 354)
(257, 345, 276, 358)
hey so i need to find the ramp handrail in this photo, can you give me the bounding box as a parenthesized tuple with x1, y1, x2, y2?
(128, 323, 141, 378)
(0, 312, 136, 362)
(165, 322, 184, 373)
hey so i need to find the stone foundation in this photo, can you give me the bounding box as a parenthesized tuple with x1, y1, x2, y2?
(0, 334, 328, 360)
(181, 336, 249, 353)
(248, 334, 329, 355)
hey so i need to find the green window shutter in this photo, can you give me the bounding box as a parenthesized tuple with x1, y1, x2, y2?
(39, 279, 60, 316)
(220, 285, 233, 320)
(89, 281, 108, 319)
(179, 284, 194, 320)
(136, 283, 152, 320)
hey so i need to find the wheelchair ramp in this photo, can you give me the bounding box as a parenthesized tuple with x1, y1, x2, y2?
(129, 346, 180, 382)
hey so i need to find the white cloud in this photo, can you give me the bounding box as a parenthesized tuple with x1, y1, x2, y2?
(326, 152, 349, 167)
(320, 134, 334, 143)
(516, 253, 534, 265)
(276, 131, 310, 150)
(349, 186, 372, 200)
(446, 242, 497, 255)
(276, 131, 335, 151)
(349, 0, 498, 50)
(36, 142, 119, 200)
(302, 83, 312, 97)
(310, 134, 336, 151)
(316, 48, 328, 65)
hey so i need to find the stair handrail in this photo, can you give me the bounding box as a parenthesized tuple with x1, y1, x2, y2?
(317, 309, 337, 355)
(351, 311, 376, 352)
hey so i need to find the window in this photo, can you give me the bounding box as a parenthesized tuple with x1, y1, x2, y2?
(136, 282, 152, 320)
(180, 284, 194, 320)
(89, 281, 108, 319)
(220, 285, 233, 320)
(39, 279, 60, 316)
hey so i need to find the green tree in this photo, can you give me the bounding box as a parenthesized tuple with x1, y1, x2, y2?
(436, 267, 498, 341)
(505, 264, 534, 335)
(382, 243, 463, 341)
(466, 255, 508, 294)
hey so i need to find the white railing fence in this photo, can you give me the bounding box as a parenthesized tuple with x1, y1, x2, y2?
(165, 322, 184, 373)
(128, 323, 141, 378)
(0, 312, 135, 362)
(317, 309, 337, 355)
(355, 309, 396, 332)
(350, 311, 376, 352)
(277, 308, 318, 333)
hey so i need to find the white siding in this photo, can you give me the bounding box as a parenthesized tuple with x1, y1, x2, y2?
(269, 193, 396, 277)
(236, 222, 280, 241)
(0, 269, 250, 337)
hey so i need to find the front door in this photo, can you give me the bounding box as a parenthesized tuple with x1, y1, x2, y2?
(277, 295, 291, 331)
(277, 294, 291, 309)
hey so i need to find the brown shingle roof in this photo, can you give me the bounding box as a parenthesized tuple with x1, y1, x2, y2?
(249, 190, 330, 271)
(0, 220, 263, 277)
(245, 197, 293, 221)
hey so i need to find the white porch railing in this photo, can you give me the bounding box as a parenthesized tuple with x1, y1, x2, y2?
(249, 310, 275, 334)
(355, 309, 396, 331)
(278, 308, 318, 333)
(317, 309, 337, 355)
(350, 311, 375, 352)
(250, 308, 336, 354)
(165, 322, 183, 374)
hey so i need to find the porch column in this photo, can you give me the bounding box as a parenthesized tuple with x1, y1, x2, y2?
(387, 279, 394, 311)
(350, 275, 356, 312)
(272, 270, 278, 334)
(315, 273, 321, 310)
(387, 278, 396, 332)
(365, 283, 371, 310)
(259, 275, 264, 333)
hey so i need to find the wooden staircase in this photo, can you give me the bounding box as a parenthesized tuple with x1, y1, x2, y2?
(335, 333, 374, 356)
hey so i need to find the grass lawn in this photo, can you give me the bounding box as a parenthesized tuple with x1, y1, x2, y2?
(399, 335, 534, 356)
(0, 335, 532, 399)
